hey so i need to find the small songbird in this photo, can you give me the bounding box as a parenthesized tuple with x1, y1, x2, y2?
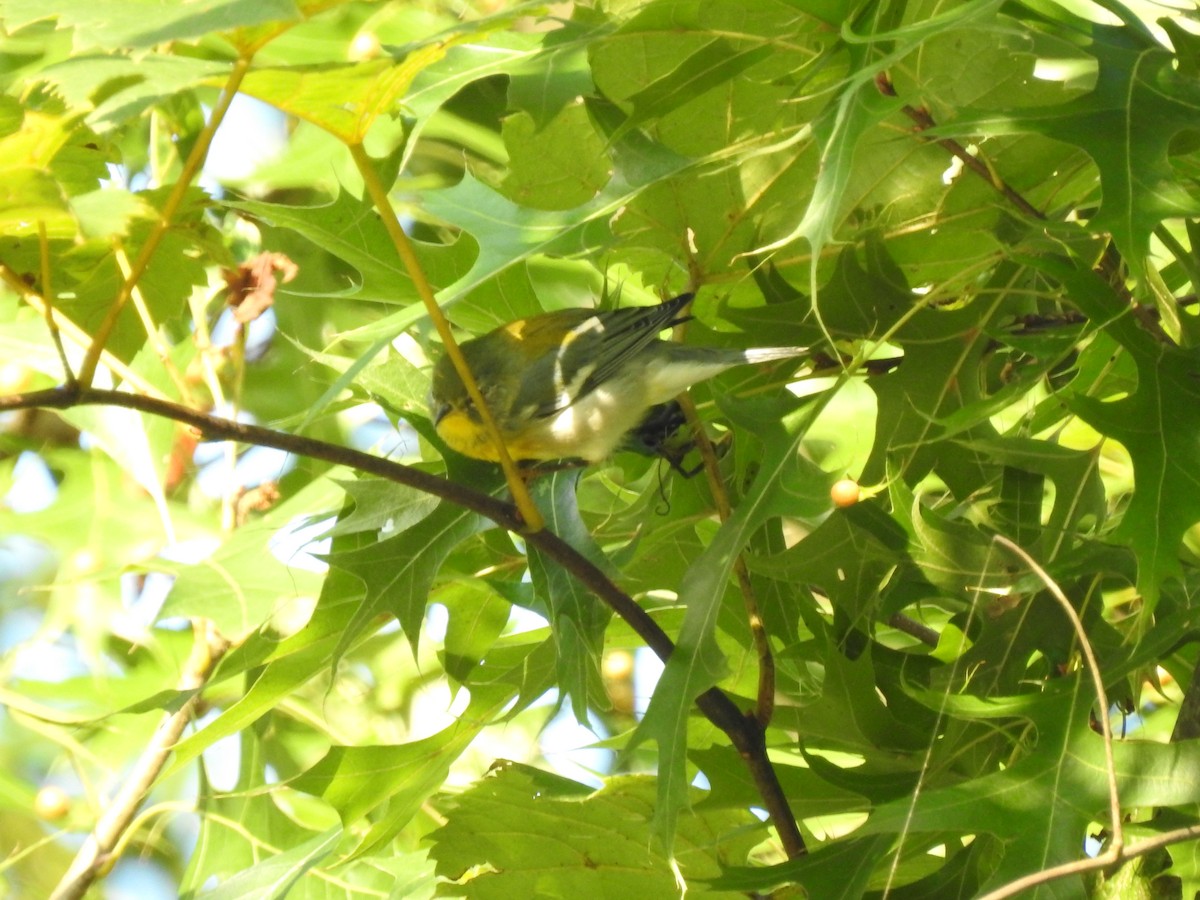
(429, 292, 807, 463)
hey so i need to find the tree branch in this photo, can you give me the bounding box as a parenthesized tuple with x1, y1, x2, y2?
(875, 72, 1141, 306)
(50, 621, 229, 900)
(1, 383, 807, 859)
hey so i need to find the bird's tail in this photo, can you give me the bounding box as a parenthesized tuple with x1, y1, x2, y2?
(739, 346, 808, 364)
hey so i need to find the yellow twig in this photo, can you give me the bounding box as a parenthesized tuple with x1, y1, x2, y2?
(77, 55, 253, 388)
(37, 222, 74, 384)
(112, 247, 195, 404)
(346, 141, 543, 532)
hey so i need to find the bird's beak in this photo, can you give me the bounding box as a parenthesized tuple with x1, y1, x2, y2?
(432, 401, 451, 427)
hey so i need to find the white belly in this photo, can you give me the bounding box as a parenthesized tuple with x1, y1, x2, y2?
(528, 382, 651, 461)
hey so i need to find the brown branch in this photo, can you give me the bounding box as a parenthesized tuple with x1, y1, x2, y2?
(1170, 653, 1200, 742)
(887, 612, 940, 647)
(679, 393, 777, 728)
(0, 384, 807, 859)
(50, 621, 230, 900)
(874, 72, 1165, 350)
(872, 72, 1044, 223)
(898, 102, 1047, 222)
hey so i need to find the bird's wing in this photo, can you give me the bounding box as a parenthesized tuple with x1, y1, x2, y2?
(513, 293, 694, 419)
(574, 292, 694, 397)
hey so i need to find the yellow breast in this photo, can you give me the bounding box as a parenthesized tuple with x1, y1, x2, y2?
(435, 409, 556, 462)
(436, 409, 500, 461)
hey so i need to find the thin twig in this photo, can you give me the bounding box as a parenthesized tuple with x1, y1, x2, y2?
(113, 246, 194, 404)
(975, 822, 1200, 900)
(878, 73, 1137, 304)
(899, 103, 1046, 222)
(0, 266, 169, 399)
(50, 620, 230, 900)
(77, 55, 253, 387)
(979, 536, 1120, 900)
(36, 222, 74, 386)
(886, 612, 940, 647)
(0, 383, 806, 859)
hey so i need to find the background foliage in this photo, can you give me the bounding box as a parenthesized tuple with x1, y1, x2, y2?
(2, 0, 1200, 897)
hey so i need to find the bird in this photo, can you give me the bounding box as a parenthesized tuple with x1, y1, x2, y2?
(429, 292, 807, 464)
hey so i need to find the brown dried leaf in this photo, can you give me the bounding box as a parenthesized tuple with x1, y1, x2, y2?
(223, 252, 298, 324)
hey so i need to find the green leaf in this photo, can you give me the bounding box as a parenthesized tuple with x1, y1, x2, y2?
(607, 38, 774, 144)
(420, 170, 614, 302)
(959, 436, 1105, 558)
(527, 472, 612, 722)
(0, 168, 72, 238)
(428, 761, 761, 898)
(0, 0, 302, 51)
(419, 109, 698, 303)
(507, 23, 594, 130)
(863, 679, 1200, 896)
(69, 189, 156, 241)
(157, 476, 341, 639)
(709, 834, 892, 897)
(950, 11, 1200, 291)
(499, 101, 611, 211)
(39, 54, 231, 129)
(795, 623, 931, 754)
(237, 44, 451, 143)
(162, 583, 363, 780)
(774, 1, 1005, 281)
(1032, 256, 1200, 615)
(0, 109, 78, 238)
(181, 730, 404, 898)
(438, 578, 512, 687)
(0, 448, 184, 580)
(690, 744, 867, 820)
(326, 477, 439, 538)
(229, 191, 477, 305)
(198, 827, 342, 900)
(292, 681, 511, 834)
(751, 501, 915, 633)
(328, 500, 486, 657)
